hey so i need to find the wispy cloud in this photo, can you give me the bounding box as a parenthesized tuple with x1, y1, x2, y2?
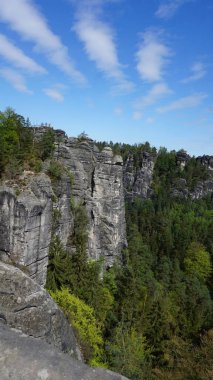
(43, 83, 66, 102)
(157, 93, 207, 113)
(146, 117, 155, 124)
(181, 62, 206, 83)
(43, 88, 64, 102)
(133, 111, 142, 120)
(0, 33, 46, 74)
(136, 30, 172, 82)
(156, 0, 192, 19)
(73, 0, 134, 93)
(0, 0, 85, 83)
(114, 107, 123, 115)
(134, 83, 172, 110)
(0, 67, 32, 93)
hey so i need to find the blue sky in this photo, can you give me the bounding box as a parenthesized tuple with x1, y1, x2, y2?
(0, 0, 212, 156)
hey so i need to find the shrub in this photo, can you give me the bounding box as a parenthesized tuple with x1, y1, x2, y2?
(48, 160, 63, 179)
(51, 287, 105, 367)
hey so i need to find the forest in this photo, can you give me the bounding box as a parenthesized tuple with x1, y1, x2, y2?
(0, 108, 213, 380)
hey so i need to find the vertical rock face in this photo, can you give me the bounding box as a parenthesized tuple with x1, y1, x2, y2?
(0, 136, 126, 285)
(54, 139, 126, 267)
(123, 152, 155, 201)
(0, 174, 53, 286)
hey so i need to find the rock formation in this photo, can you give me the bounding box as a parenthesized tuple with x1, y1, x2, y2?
(0, 261, 81, 360)
(0, 134, 126, 284)
(123, 151, 155, 201)
(0, 174, 53, 285)
(53, 137, 126, 267)
(0, 324, 129, 380)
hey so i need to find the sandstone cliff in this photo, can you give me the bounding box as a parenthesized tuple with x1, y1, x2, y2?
(0, 132, 126, 286)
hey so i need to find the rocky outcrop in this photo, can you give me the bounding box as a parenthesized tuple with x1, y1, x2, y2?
(54, 138, 126, 267)
(176, 150, 190, 169)
(172, 178, 213, 199)
(123, 151, 155, 201)
(0, 261, 81, 360)
(123, 150, 213, 202)
(0, 324, 129, 380)
(0, 173, 53, 286)
(196, 155, 213, 170)
(0, 135, 126, 282)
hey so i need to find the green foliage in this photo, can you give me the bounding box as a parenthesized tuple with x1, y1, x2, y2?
(184, 242, 212, 282)
(153, 330, 213, 380)
(0, 107, 56, 179)
(46, 236, 72, 292)
(108, 326, 151, 380)
(39, 129, 55, 160)
(51, 287, 105, 366)
(48, 160, 63, 179)
(0, 107, 33, 176)
(95, 140, 157, 162)
(183, 157, 210, 191)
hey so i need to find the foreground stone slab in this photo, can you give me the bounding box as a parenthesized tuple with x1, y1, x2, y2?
(0, 262, 81, 359)
(0, 324, 129, 380)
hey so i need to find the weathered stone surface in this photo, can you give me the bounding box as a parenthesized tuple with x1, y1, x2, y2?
(0, 173, 53, 286)
(54, 139, 126, 266)
(176, 150, 190, 169)
(123, 150, 213, 202)
(0, 324, 129, 380)
(0, 261, 81, 360)
(196, 155, 213, 170)
(123, 152, 155, 201)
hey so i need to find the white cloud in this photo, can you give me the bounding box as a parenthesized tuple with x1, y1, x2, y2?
(134, 83, 172, 109)
(157, 93, 207, 113)
(156, 0, 192, 19)
(43, 87, 64, 102)
(114, 107, 123, 115)
(146, 117, 154, 124)
(133, 111, 142, 120)
(136, 31, 172, 82)
(73, 1, 134, 93)
(0, 0, 85, 83)
(181, 62, 206, 83)
(0, 34, 46, 74)
(0, 67, 32, 93)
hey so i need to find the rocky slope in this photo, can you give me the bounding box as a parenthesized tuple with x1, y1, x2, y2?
(0, 261, 81, 359)
(0, 324, 129, 380)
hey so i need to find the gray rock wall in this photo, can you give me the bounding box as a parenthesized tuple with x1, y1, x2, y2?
(54, 139, 126, 267)
(0, 174, 53, 286)
(0, 137, 126, 283)
(0, 261, 81, 360)
(123, 152, 155, 201)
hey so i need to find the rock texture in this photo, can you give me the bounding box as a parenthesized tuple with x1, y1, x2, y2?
(0, 324, 129, 380)
(0, 174, 53, 286)
(0, 128, 212, 284)
(0, 261, 81, 360)
(123, 150, 213, 202)
(54, 138, 126, 267)
(0, 135, 126, 282)
(123, 152, 156, 201)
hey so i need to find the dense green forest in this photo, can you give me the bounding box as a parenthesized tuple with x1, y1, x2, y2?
(1, 108, 213, 379)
